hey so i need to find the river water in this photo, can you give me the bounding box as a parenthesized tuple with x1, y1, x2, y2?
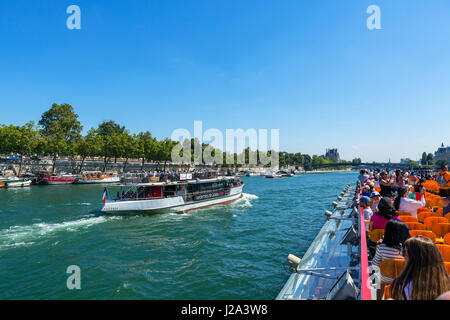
(0, 171, 358, 299)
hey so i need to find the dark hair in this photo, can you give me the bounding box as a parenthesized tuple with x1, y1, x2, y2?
(377, 197, 397, 220)
(382, 220, 411, 250)
(394, 186, 408, 210)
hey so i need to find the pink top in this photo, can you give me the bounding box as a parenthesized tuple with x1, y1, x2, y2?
(371, 214, 400, 230)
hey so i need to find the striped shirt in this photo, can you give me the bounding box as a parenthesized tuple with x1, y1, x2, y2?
(371, 243, 404, 283)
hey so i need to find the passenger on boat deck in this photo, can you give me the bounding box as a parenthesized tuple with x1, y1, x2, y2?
(370, 191, 381, 214)
(362, 185, 371, 197)
(360, 196, 372, 232)
(371, 219, 410, 300)
(369, 197, 399, 231)
(379, 172, 395, 197)
(394, 186, 426, 218)
(358, 170, 369, 184)
(442, 191, 450, 215)
(390, 236, 450, 300)
(408, 172, 417, 185)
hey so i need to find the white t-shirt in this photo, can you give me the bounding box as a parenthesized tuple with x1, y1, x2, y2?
(398, 196, 426, 218)
(363, 207, 373, 231)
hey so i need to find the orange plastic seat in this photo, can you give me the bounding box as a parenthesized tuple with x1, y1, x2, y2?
(409, 230, 437, 243)
(445, 262, 450, 275)
(444, 233, 450, 245)
(384, 285, 391, 300)
(368, 229, 385, 243)
(436, 244, 450, 262)
(436, 208, 444, 217)
(380, 259, 405, 282)
(405, 222, 426, 230)
(418, 211, 434, 223)
(445, 213, 450, 223)
(396, 211, 411, 216)
(431, 223, 450, 238)
(399, 216, 418, 223)
(418, 207, 432, 214)
(424, 217, 449, 230)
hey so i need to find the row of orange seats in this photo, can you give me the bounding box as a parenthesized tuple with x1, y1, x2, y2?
(422, 180, 441, 195)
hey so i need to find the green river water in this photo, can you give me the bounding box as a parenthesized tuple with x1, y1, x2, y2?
(0, 171, 358, 299)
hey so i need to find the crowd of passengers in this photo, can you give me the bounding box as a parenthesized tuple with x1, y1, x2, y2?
(358, 166, 450, 300)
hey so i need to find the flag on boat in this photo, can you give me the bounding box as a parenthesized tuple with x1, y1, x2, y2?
(102, 187, 108, 204)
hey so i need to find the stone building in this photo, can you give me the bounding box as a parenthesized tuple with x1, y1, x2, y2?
(435, 143, 450, 163)
(322, 148, 341, 162)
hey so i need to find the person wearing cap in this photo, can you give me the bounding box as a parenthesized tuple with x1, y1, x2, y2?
(362, 185, 371, 197)
(371, 191, 381, 213)
(360, 196, 373, 232)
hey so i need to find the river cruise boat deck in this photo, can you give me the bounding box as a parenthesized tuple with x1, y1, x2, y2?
(101, 176, 244, 214)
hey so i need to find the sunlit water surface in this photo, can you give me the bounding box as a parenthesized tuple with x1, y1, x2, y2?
(0, 171, 358, 299)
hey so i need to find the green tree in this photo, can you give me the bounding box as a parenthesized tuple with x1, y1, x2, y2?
(136, 131, 158, 170)
(0, 122, 39, 175)
(38, 103, 82, 173)
(156, 138, 178, 171)
(95, 120, 127, 171)
(427, 153, 434, 165)
(121, 133, 139, 172)
(436, 159, 448, 169)
(421, 152, 428, 165)
(75, 128, 100, 173)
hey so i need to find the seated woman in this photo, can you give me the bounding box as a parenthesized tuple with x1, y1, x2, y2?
(371, 220, 410, 300)
(394, 186, 426, 218)
(370, 197, 400, 231)
(390, 236, 450, 300)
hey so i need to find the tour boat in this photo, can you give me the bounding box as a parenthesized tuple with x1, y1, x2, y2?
(39, 174, 78, 185)
(75, 172, 121, 184)
(265, 170, 294, 178)
(101, 176, 244, 214)
(0, 177, 32, 188)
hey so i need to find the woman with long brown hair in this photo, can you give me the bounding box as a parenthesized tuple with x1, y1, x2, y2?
(390, 236, 450, 300)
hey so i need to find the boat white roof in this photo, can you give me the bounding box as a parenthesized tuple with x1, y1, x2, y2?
(116, 176, 238, 187)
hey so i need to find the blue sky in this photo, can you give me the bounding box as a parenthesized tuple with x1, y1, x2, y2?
(0, 0, 449, 162)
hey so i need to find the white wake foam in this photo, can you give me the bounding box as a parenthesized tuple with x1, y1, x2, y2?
(232, 193, 259, 208)
(0, 215, 121, 249)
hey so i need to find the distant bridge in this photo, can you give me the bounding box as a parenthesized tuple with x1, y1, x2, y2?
(298, 162, 434, 170)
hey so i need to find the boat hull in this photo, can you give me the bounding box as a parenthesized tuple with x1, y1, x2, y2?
(75, 177, 121, 184)
(4, 180, 32, 188)
(40, 180, 75, 185)
(102, 186, 243, 214)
